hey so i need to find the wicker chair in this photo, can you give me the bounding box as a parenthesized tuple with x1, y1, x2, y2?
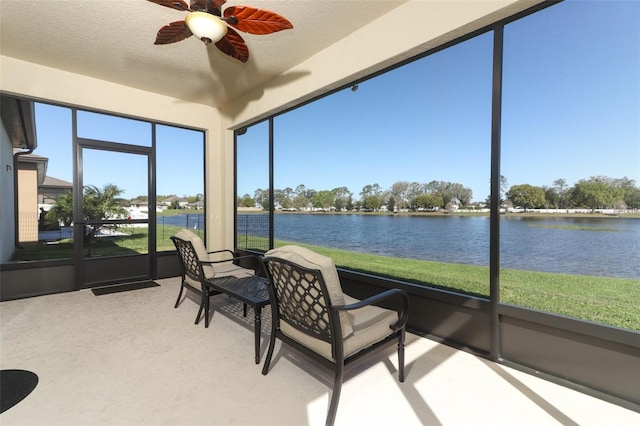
(260, 245, 409, 426)
(170, 229, 255, 327)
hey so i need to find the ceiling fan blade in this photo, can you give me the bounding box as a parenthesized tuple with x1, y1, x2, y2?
(223, 6, 293, 35)
(147, 0, 190, 11)
(154, 21, 193, 45)
(215, 27, 249, 63)
(189, 0, 226, 12)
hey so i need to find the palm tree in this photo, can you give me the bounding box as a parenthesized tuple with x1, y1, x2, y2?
(47, 190, 74, 227)
(82, 184, 127, 243)
(47, 184, 127, 244)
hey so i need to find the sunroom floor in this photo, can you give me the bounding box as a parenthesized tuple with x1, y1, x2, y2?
(1, 277, 638, 425)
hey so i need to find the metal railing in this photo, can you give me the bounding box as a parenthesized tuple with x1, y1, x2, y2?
(236, 214, 269, 252)
(157, 213, 204, 242)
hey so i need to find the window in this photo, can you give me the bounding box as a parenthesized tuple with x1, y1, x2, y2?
(6, 102, 205, 261)
(235, 2, 639, 331)
(156, 124, 205, 250)
(77, 110, 151, 146)
(77, 111, 153, 257)
(14, 103, 74, 260)
(238, 33, 494, 297)
(501, 1, 640, 330)
(236, 120, 270, 251)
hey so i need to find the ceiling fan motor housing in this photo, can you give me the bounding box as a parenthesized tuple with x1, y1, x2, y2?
(191, 0, 221, 16)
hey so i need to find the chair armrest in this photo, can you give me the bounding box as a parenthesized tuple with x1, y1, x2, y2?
(206, 249, 236, 260)
(201, 254, 261, 265)
(333, 288, 409, 332)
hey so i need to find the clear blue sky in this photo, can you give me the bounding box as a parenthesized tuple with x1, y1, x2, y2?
(34, 105, 204, 200)
(238, 1, 639, 202)
(35, 1, 639, 203)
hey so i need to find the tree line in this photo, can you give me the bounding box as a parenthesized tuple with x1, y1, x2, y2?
(238, 176, 640, 212)
(504, 176, 639, 211)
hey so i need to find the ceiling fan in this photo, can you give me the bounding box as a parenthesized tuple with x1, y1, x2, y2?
(148, 0, 293, 63)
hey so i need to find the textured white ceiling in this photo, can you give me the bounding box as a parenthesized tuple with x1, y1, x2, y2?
(0, 0, 407, 108)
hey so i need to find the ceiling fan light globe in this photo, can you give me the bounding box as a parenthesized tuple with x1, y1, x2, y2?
(185, 12, 228, 45)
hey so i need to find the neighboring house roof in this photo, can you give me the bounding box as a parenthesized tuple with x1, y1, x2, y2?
(38, 175, 72, 204)
(41, 176, 72, 189)
(162, 196, 186, 203)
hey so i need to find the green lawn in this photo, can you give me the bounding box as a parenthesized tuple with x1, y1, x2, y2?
(13, 224, 183, 259)
(271, 240, 640, 332)
(12, 228, 639, 331)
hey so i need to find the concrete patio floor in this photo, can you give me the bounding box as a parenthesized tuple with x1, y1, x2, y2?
(1, 277, 638, 425)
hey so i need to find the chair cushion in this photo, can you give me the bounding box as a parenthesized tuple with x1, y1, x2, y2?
(184, 262, 254, 288)
(265, 245, 353, 338)
(175, 229, 214, 279)
(213, 261, 255, 279)
(280, 294, 397, 360)
(175, 229, 254, 285)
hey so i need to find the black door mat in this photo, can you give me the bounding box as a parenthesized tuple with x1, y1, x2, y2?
(92, 281, 160, 296)
(1, 369, 39, 413)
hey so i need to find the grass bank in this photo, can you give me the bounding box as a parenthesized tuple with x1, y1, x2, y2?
(271, 240, 640, 332)
(12, 226, 639, 331)
(13, 224, 184, 260)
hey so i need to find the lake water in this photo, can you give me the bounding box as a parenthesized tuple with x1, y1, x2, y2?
(167, 213, 640, 279)
(158, 214, 205, 231)
(273, 214, 640, 279)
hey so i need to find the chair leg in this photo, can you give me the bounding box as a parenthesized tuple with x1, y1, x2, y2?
(261, 330, 277, 375)
(174, 281, 185, 308)
(398, 328, 406, 382)
(326, 363, 344, 426)
(195, 298, 204, 325)
(204, 291, 211, 328)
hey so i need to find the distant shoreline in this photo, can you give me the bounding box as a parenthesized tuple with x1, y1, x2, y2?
(237, 208, 640, 219)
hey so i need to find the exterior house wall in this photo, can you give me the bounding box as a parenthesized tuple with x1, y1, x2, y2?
(17, 163, 38, 242)
(39, 179, 72, 205)
(40, 188, 63, 205)
(0, 122, 15, 262)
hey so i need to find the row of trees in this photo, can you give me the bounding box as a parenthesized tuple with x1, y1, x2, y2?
(46, 189, 203, 230)
(44, 176, 638, 238)
(240, 181, 474, 212)
(238, 176, 640, 212)
(504, 176, 640, 211)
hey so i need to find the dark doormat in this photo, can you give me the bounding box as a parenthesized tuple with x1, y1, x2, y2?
(91, 281, 160, 296)
(1, 369, 39, 413)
